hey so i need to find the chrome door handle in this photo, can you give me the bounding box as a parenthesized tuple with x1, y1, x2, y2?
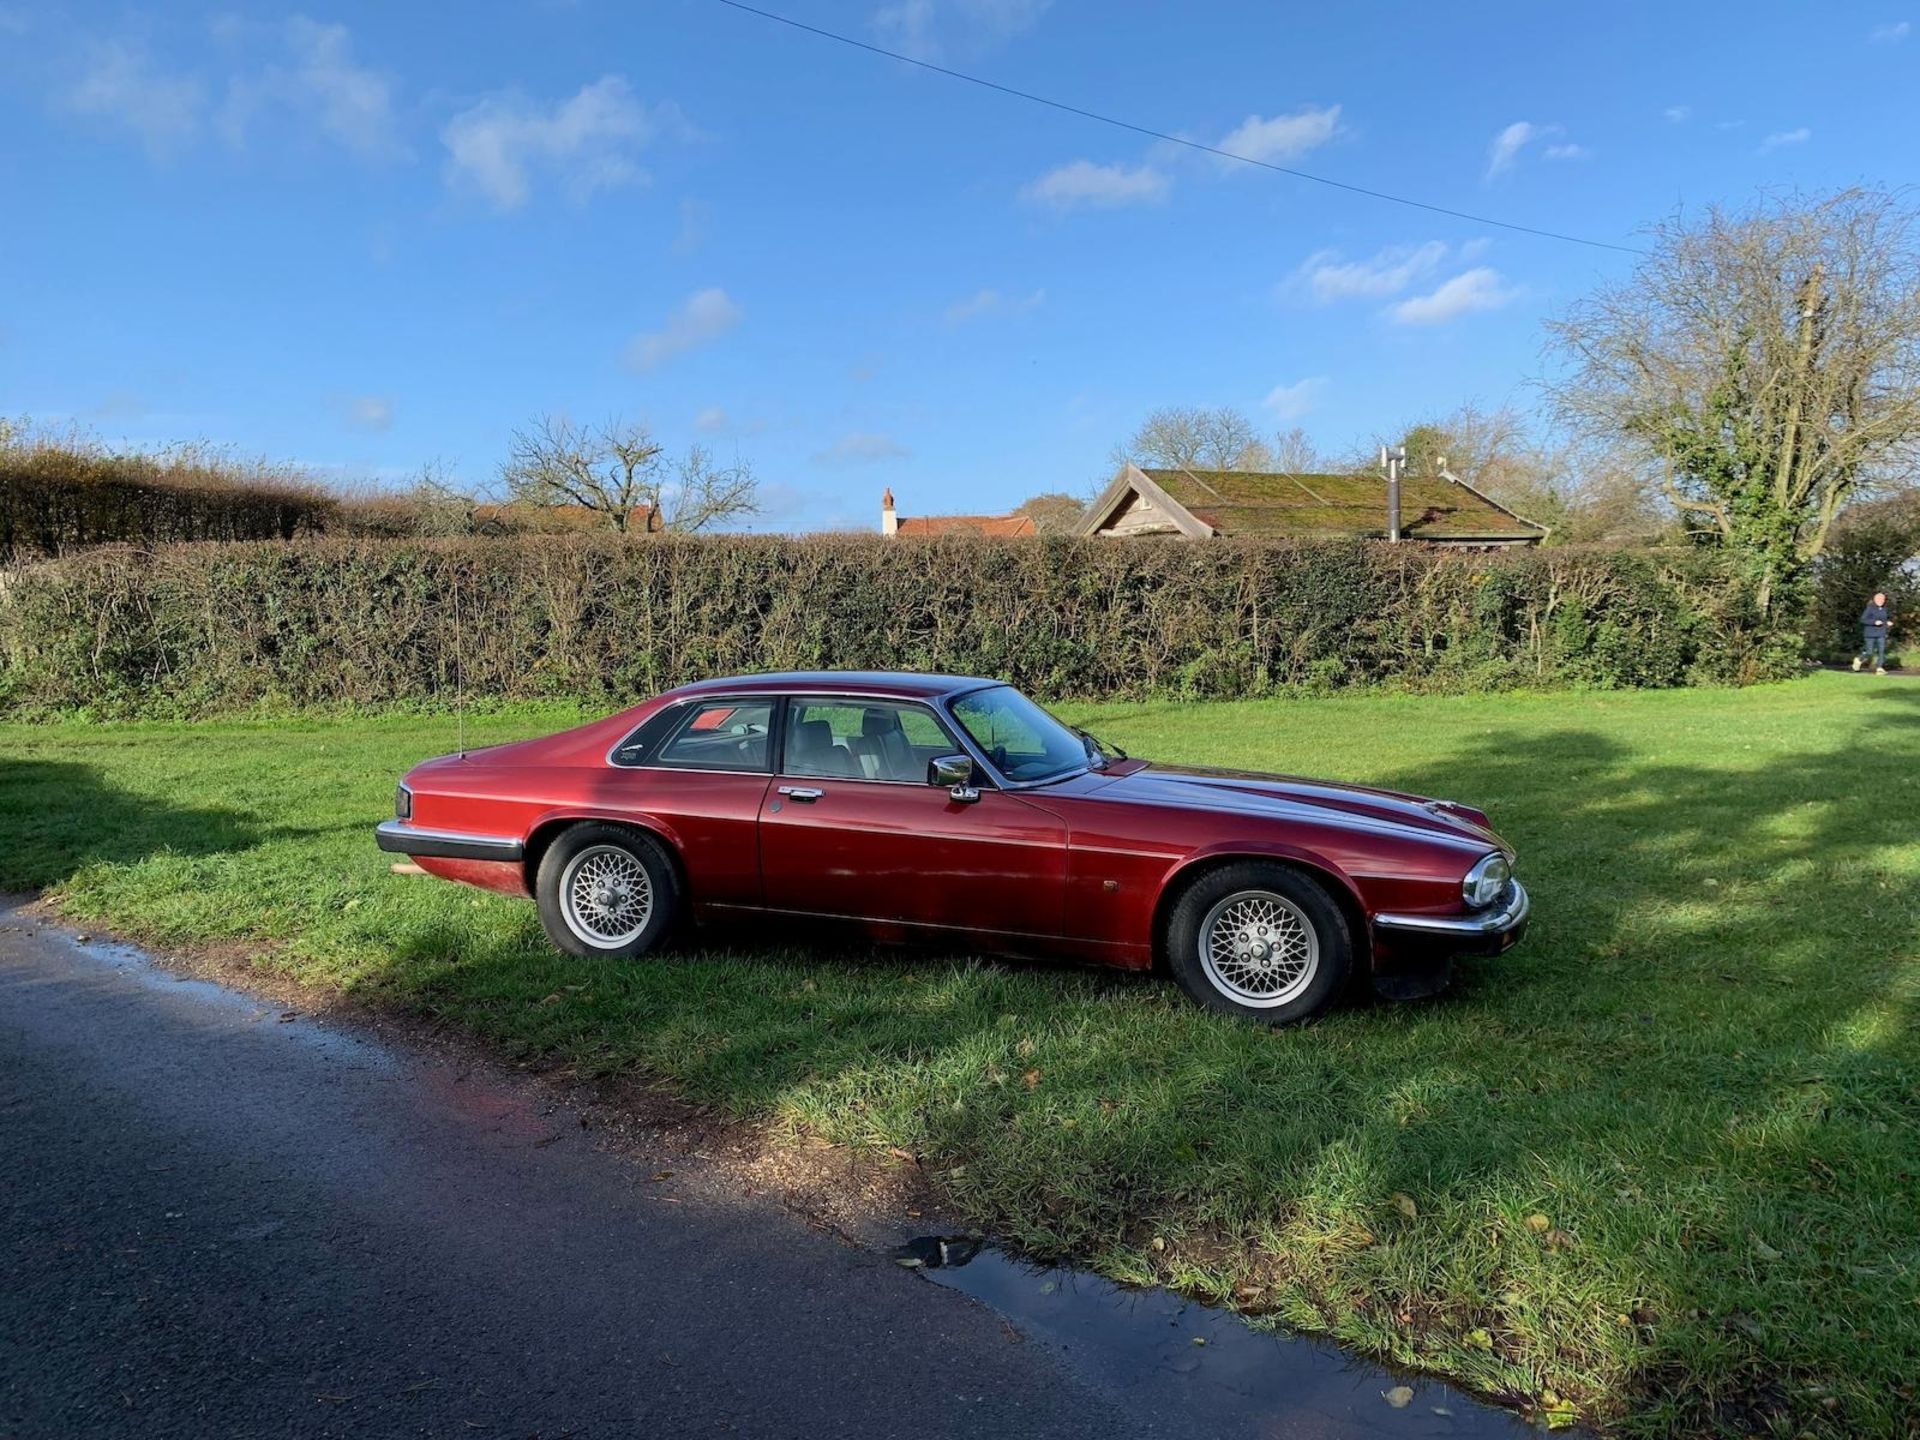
(777, 786, 824, 802)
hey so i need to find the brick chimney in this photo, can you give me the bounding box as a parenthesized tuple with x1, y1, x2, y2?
(881, 487, 898, 537)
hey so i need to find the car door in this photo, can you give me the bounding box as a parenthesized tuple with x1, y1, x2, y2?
(608, 696, 776, 908)
(757, 696, 1068, 939)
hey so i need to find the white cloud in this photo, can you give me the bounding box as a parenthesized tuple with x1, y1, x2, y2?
(1216, 104, 1340, 165)
(1664, 105, 1692, 123)
(944, 286, 1045, 322)
(1290, 241, 1449, 303)
(1870, 20, 1911, 42)
(813, 431, 910, 465)
(1390, 267, 1519, 325)
(624, 288, 742, 372)
(1484, 121, 1589, 178)
(1485, 121, 1536, 179)
(1262, 377, 1326, 421)
(1022, 158, 1168, 210)
(871, 0, 1050, 61)
(64, 39, 205, 156)
(694, 406, 730, 433)
(1759, 127, 1811, 152)
(442, 76, 672, 211)
(220, 17, 405, 161)
(343, 395, 394, 431)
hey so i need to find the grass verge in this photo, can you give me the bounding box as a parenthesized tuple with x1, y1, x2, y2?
(3, 672, 1917, 1436)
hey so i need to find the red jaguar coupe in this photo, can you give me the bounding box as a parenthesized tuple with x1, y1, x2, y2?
(375, 671, 1527, 1025)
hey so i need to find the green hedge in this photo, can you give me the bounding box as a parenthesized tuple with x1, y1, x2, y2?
(0, 535, 1791, 716)
(0, 447, 339, 558)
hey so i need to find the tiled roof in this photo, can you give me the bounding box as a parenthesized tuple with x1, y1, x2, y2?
(1138, 468, 1544, 540)
(895, 513, 1039, 538)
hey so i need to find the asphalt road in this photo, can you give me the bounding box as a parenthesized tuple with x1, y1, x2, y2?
(0, 901, 1529, 1440)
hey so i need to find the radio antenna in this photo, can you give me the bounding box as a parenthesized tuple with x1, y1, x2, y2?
(453, 567, 467, 758)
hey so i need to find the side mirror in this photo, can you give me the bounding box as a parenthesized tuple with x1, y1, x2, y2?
(928, 754, 980, 804)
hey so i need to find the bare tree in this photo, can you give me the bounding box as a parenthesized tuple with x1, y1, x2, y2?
(405, 459, 479, 537)
(1546, 188, 1920, 609)
(668, 444, 760, 533)
(500, 416, 758, 534)
(1270, 425, 1327, 473)
(1114, 406, 1272, 471)
(1012, 491, 1087, 533)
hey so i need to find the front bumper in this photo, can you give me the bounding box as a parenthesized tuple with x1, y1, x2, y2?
(374, 820, 524, 863)
(1373, 880, 1530, 956)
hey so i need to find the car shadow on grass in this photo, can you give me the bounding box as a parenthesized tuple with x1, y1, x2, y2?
(0, 758, 262, 891)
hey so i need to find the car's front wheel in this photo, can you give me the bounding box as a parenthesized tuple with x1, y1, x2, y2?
(535, 823, 679, 960)
(1163, 862, 1352, 1025)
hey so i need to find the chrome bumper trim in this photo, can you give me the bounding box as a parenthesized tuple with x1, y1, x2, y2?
(1375, 881, 1530, 937)
(374, 820, 523, 863)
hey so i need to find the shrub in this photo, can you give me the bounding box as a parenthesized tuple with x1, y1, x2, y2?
(0, 535, 1787, 716)
(0, 437, 340, 557)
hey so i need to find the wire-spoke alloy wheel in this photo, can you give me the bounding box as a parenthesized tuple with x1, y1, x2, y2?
(1197, 890, 1318, 1009)
(1164, 861, 1351, 1025)
(535, 823, 678, 960)
(559, 844, 654, 947)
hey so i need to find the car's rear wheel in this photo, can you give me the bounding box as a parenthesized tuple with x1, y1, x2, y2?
(1163, 862, 1351, 1025)
(535, 823, 679, 960)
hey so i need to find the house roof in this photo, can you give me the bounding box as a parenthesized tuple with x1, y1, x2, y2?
(1081, 465, 1545, 542)
(895, 513, 1038, 538)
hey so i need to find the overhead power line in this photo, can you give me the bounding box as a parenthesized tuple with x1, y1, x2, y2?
(714, 0, 1643, 257)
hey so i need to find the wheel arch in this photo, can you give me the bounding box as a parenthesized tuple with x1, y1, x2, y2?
(1151, 846, 1371, 971)
(523, 812, 689, 898)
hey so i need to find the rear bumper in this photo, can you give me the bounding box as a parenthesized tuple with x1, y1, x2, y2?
(374, 820, 524, 863)
(1373, 881, 1529, 956)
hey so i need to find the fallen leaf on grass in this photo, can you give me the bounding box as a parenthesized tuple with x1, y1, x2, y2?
(1021, 1069, 1042, 1089)
(1749, 1233, 1783, 1262)
(1525, 1213, 1551, 1233)
(1391, 1192, 1418, 1219)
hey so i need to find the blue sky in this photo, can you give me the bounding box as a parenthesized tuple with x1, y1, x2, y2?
(0, 1, 1912, 531)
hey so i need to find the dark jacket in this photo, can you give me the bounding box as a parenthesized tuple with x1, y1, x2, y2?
(1861, 601, 1891, 638)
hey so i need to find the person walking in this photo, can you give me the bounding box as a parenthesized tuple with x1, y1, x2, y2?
(1854, 591, 1893, 674)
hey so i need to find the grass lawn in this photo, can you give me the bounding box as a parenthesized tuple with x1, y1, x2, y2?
(3, 672, 1917, 1436)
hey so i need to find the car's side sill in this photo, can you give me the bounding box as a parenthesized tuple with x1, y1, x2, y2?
(374, 820, 524, 863)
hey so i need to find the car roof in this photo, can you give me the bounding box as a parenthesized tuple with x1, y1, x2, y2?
(661, 671, 1002, 702)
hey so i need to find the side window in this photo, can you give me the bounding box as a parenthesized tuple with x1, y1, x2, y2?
(650, 700, 774, 772)
(784, 700, 960, 783)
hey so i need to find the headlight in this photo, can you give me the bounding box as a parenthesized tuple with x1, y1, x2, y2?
(1463, 853, 1511, 908)
(395, 785, 413, 820)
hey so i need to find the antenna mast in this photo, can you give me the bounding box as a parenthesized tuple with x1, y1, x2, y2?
(453, 568, 466, 757)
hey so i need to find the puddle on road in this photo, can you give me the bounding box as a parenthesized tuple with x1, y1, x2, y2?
(897, 1237, 1544, 1439)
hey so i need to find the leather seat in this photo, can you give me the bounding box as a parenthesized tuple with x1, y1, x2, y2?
(858, 709, 916, 782)
(789, 717, 859, 777)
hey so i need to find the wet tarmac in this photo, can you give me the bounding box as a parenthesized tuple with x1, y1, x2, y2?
(907, 1239, 1538, 1439)
(1, 898, 1552, 1438)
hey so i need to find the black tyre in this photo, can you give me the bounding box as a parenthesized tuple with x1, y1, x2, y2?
(1162, 862, 1352, 1025)
(534, 823, 680, 960)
